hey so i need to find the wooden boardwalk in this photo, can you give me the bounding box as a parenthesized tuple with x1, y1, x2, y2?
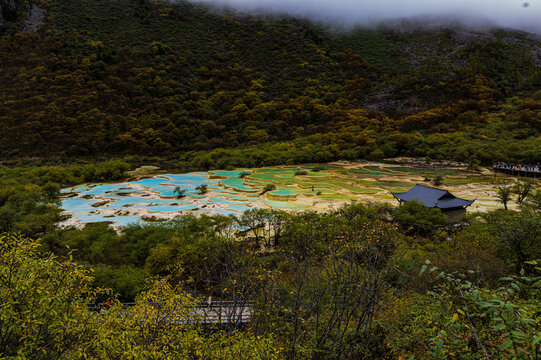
(494, 166, 541, 178)
(91, 301, 253, 327)
(194, 301, 252, 325)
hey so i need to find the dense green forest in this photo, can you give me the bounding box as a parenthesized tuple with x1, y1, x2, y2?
(1, 0, 541, 165)
(0, 160, 540, 359)
(1, 0, 540, 358)
(2, 196, 541, 358)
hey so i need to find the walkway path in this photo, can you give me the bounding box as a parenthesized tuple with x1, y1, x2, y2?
(494, 163, 541, 178)
(92, 301, 253, 327)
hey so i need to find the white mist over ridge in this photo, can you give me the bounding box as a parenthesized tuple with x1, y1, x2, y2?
(183, 0, 541, 33)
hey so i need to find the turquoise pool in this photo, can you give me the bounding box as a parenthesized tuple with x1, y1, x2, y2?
(60, 172, 268, 227)
(270, 188, 297, 195)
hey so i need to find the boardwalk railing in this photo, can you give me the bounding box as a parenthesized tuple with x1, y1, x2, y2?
(494, 164, 541, 178)
(195, 300, 253, 326)
(89, 300, 253, 328)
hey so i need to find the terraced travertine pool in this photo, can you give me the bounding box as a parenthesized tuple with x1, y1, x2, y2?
(60, 162, 508, 228)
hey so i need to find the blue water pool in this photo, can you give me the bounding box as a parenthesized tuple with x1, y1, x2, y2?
(220, 178, 254, 191)
(262, 200, 308, 209)
(206, 197, 246, 205)
(81, 184, 128, 195)
(71, 212, 141, 226)
(228, 205, 252, 212)
(147, 204, 199, 212)
(60, 172, 268, 227)
(270, 188, 296, 195)
(62, 197, 99, 211)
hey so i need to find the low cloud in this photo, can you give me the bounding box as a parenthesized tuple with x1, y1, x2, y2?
(184, 0, 541, 33)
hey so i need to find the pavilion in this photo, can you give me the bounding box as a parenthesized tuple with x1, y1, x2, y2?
(391, 184, 474, 221)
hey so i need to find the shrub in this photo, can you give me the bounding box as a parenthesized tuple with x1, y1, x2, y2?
(260, 184, 276, 195)
(433, 175, 444, 186)
(174, 186, 186, 198)
(195, 184, 208, 194)
(394, 200, 449, 236)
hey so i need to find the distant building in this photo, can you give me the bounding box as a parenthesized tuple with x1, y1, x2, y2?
(391, 184, 474, 222)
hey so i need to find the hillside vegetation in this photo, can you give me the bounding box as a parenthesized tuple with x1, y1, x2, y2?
(2, 199, 541, 359)
(0, 2, 540, 358)
(0, 0, 540, 165)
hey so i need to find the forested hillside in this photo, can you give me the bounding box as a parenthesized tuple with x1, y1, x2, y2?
(1, 0, 540, 164)
(1, 2, 540, 358)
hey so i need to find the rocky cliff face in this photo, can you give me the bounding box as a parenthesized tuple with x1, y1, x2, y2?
(23, 4, 45, 32)
(0, 0, 17, 25)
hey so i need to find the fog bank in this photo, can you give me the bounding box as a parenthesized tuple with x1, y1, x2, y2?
(184, 0, 541, 33)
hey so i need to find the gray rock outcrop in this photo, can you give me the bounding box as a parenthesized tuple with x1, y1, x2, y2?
(23, 4, 45, 32)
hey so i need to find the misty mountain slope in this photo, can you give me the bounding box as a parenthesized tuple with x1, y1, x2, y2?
(39, 0, 541, 93)
(0, 0, 540, 162)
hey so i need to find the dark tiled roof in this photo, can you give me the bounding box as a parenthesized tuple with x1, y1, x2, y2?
(436, 197, 475, 209)
(391, 184, 474, 209)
